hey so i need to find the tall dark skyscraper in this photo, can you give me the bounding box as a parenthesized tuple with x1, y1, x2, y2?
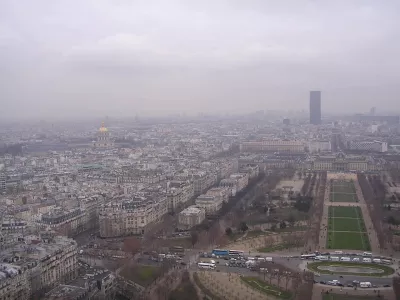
(309, 91, 321, 125)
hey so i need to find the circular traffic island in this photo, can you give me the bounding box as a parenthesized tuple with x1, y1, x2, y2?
(307, 261, 394, 277)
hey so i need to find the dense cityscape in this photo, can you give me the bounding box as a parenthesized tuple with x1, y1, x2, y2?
(1, 90, 400, 299)
(3, 1, 400, 299)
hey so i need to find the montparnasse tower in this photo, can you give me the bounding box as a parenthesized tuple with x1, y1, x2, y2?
(93, 122, 114, 149)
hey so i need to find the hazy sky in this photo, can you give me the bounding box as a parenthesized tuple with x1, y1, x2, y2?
(1, 0, 400, 120)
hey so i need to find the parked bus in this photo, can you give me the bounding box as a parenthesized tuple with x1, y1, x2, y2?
(198, 263, 216, 270)
(340, 257, 351, 262)
(212, 249, 229, 256)
(301, 254, 316, 260)
(229, 250, 244, 256)
(360, 282, 372, 288)
(169, 246, 185, 254)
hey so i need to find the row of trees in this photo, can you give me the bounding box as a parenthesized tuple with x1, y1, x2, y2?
(357, 174, 388, 250)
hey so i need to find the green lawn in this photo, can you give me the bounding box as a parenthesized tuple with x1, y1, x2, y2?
(328, 206, 361, 219)
(330, 192, 357, 202)
(328, 218, 366, 232)
(240, 276, 292, 299)
(327, 231, 370, 250)
(327, 206, 370, 250)
(308, 261, 394, 277)
(331, 181, 356, 194)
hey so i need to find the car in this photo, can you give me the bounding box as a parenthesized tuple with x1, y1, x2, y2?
(224, 257, 229, 260)
(337, 283, 344, 287)
(383, 284, 391, 287)
(319, 281, 326, 284)
(347, 284, 353, 287)
(353, 280, 360, 284)
(180, 262, 187, 266)
(339, 276, 343, 278)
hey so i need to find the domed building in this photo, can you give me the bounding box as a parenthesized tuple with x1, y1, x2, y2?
(93, 122, 114, 149)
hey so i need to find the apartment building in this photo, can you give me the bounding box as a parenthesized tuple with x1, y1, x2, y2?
(178, 206, 205, 229)
(206, 187, 230, 204)
(239, 164, 260, 179)
(39, 208, 86, 237)
(0, 172, 5, 194)
(192, 172, 217, 196)
(0, 234, 78, 299)
(99, 195, 168, 238)
(195, 194, 223, 216)
(229, 173, 249, 193)
(166, 181, 194, 213)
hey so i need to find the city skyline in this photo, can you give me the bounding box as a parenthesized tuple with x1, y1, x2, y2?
(2, 1, 400, 120)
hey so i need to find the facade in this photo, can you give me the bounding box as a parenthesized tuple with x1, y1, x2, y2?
(166, 181, 194, 213)
(229, 173, 249, 192)
(206, 187, 230, 204)
(99, 196, 168, 238)
(308, 140, 332, 153)
(303, 152, 384, 172)
(240, 140, 305, 153)
(192, 172, 217, 196)
(39, 208, 86, 237)
(195, 194, 223, 216)
(310, 91, 321, 125)
(178, 206, 205, 229)
(0, 234, 78, 300)
(0, 172, 5, 194)
(347, 140, 388, 153)
(239, 164, 260, 179)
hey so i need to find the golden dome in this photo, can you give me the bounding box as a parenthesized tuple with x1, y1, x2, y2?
(99, 122, 108, 132)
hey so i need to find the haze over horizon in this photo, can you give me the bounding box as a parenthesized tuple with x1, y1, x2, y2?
(1, 0, 400, 121)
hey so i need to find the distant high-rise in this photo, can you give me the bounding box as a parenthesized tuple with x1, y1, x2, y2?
(310, 91, 321, 125)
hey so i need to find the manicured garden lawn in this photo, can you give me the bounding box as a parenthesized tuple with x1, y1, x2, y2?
(327, 231, 370, 250)
(327, 206, 370, 250)
(328, 218, 365, 232)
(240, 276, 292, 299)
(328, 206, 361, 219)
(330, 192, 357, 202)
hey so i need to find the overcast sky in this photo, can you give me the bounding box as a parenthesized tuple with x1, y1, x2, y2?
(1, 0, 400, 121)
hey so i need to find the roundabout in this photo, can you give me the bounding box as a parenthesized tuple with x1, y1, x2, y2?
(307, 261, 395, 277)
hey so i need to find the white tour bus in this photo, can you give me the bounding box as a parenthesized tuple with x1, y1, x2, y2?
(198, 263, 216, 270)
(360, 282, 372, 288)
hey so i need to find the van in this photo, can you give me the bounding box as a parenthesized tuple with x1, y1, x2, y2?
(372, 258, 381, 264)
(330, 256, 340, 261)
(340, 257, 350, 262)
(352, 257, 360, 262)
(363, 258, 372, 263)
(319, 256, 329, 261)
(334, 251, 343, 255)
(363, 252, 372, 257)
